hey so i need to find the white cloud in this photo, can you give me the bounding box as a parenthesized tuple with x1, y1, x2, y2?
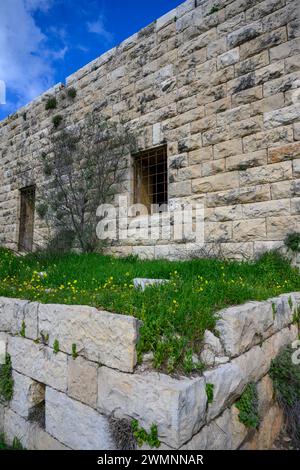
(0, 0, 64, 112)
(87, 15, 113, 43)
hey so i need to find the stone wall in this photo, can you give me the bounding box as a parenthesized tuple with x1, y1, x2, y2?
(0, 0, 300, 259)
(0, 292, 299, 450)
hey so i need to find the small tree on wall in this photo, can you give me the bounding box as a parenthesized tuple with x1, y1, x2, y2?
(37, 113, 136, 253)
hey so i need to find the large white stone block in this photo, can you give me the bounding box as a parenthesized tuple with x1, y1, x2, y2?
(38, 303, 139, 372)
(46, 387, 115, 450)
(203, 363, 246, 421)
(97, 368, 207, 448)
(10, 370, 45, 418)
(0, 297, 28, 334)
(8, 336, 67, 392)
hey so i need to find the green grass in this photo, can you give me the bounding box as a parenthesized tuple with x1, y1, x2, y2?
(0, 248, 300, 374)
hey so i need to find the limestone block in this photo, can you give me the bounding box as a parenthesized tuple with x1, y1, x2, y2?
(0, 297, 28, 334)
(214, 139, 243, 160)
(205, 204, 243, 222)
(232, 346, 267, 383)
(97, 368, 207, 448)
(4, 408, 30, 448)
(226, 150, 267, 171)
(203, 363, 246, 421)
(67, 356, 98, 408)
(206, 185, 270, 208)
(203, 330, 224, 356)
(10, 370, 45, 418)
(242, 199, 290, 218)
(46, 387, 115, 450)
(268, 141, 300, 163)
(8, 336, 68, 392)
(266, 215, 300, 240)
(30, 424, 69, 450)
(133, 278, 170, 291)
(215, 300, 274, 357)
(261, 325, 299, 370)
(38, 303, 139, 373)
(256, 375, 274, 417)
(239, 162, 292, 186)
(192, 172, 239, 194)
(242, 404, 283, 450)
(232, 218, 267, 241)
(264, 104, 300, 129)
(23, 302, 39, 340)
(181, 409, 232, 450)
(217, 48, 239, 69)
(230, 405, 248, 449)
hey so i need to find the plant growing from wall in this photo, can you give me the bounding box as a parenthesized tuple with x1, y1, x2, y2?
(206, 383, 214, 404)
(53, 339, 60, 354)
(269, 346, 300, 447)
(235, 383, 260, 429)
(67, 87, 77, 99)
(284, 232, 300, 253)
(37, 112, 136, 253)
(71, 343, 78, 359)
(131, 420, 160, 448)
(45, 97, 57, 110)
(20, 320, 26, 338)
(0, 354, 14, 402)
(52, 115, 63, 129)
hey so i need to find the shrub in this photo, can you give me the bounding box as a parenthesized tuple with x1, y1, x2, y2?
(52, 115, 63, 128)
(45, 97, 57, 110)
(284, 232, 300, 253)
(236, 383, 260, 429)
(269, 346, 300, 447)
(67, 87, 77, 99)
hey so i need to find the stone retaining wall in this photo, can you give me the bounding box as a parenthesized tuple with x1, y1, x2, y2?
(0, 0, 300, 259)
(0, 293, 299, 450)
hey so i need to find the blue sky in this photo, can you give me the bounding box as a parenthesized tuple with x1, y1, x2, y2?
(0, 0, 183, 120)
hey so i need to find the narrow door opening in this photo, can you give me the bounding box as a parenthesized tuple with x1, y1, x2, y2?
(18, 185, 36, 252)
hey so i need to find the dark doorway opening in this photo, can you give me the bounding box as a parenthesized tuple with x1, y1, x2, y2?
(18, 185, 36, 252)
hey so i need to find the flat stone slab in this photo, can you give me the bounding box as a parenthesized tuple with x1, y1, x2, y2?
(133, 278, 170, 291)
(38, 303, 139, 373)
(97, 367, 207, 448)
(46, 387, 115, 450)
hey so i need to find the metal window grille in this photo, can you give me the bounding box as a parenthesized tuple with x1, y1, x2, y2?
(133, 146, 168, 212)
(18, 185, 36, 252)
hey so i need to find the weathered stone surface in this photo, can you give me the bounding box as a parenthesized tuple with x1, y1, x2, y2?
(133, 278, 170, 291)
(67, 356, 98, 408)
(181, 409, 232, 450)
(230, 405, 248, 449)
(8, 336, 68, 392)
(256, 374, 274, 417)
(0, 297, 28, 334)
(242, 404, 283, 450)
(30, 424, 69, 450)
(204, 363, 246, 421)
(4, 408, 31, 448)
(203, 330, 224, 356)
(97, 368, 207, 448)
(38, 303, 139, 373)
(10, 371, 44, 418)
(215, 300, 274, 357)
(46, 387, 115, 450)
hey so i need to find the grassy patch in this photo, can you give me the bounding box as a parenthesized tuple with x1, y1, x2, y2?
(0, 249, 300, 374)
